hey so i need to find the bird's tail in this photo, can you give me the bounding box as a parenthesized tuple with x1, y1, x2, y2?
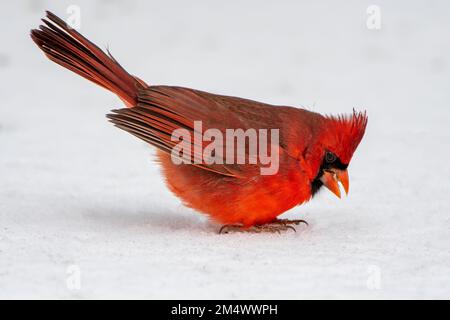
(30, 11, 145, 107)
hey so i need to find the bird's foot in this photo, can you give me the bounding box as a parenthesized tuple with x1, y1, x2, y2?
(252, 223, 297, 234)
(271, 218, 309, 227)
(219, 219, 308, 234)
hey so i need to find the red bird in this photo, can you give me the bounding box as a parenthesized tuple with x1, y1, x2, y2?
(31, 12, 367, 233)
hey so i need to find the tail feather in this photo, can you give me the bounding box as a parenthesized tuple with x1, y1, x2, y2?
(31, 11, 144, 107)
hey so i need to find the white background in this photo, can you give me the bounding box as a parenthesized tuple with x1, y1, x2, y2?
(0, 0, 449, 299)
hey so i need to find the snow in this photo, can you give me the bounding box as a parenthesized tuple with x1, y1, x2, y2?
(1, 0, 449, 299)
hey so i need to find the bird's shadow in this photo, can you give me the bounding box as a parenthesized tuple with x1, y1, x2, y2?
(77, 201, 312, 236)
(80, 204, 216, 234)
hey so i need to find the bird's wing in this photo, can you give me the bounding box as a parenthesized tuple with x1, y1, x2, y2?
(107, 85, 317, 177)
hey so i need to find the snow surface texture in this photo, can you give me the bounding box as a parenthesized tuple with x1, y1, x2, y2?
(1, 0, 449, 299)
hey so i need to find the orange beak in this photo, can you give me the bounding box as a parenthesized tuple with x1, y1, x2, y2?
(320, 169, 349, 198)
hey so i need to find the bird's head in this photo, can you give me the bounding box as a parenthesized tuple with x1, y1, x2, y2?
(309, 110, 368, 198)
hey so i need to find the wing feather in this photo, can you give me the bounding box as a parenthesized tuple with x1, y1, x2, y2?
(107, 85, 317, 177)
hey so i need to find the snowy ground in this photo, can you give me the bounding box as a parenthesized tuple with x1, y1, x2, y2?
(1, 0, 449, 299)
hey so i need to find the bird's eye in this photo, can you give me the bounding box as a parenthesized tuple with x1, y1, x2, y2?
(325, 151, 337, 163)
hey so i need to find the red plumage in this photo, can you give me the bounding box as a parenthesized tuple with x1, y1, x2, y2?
(31, 12, 367, 230)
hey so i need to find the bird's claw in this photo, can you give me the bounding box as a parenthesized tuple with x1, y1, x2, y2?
(219, 224, 244, 234)
(274, 218, 309, 226)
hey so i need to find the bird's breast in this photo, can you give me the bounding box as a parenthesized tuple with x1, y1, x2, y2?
(157, 150, 311, 226)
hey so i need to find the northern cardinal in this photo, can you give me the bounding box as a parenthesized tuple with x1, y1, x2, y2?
(31, 11, 367, 232)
